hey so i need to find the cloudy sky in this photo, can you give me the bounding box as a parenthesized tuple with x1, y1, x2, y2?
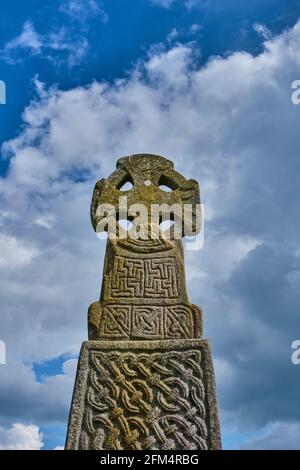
(0, 0, 300, 450)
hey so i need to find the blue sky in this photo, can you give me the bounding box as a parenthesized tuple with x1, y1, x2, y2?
(1, 0, 300, 146)
(1, 0, 300, 450)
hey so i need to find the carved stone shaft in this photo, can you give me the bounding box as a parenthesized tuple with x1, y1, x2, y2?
(66, 154, 221, 450)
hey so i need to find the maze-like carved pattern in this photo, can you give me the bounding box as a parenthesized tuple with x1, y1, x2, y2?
(100, 304, 193, 339)
(79, 349, 208, 450)
(107, 256, 179, 299)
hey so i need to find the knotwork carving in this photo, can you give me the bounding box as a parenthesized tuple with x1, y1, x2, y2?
(79, 348, 208, 450)
(99, 304, 195, 339)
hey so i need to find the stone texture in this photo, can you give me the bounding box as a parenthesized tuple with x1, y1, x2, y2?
(65, 154, 221, 450)
(65, 340, 221, 450)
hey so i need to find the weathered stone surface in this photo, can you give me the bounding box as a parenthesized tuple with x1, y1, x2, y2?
(88, 154, 203, 342)
(66, 340, 221, 450)
(65, 154, 221, 450)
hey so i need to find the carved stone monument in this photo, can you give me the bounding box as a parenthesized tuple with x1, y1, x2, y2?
(65, 154, 221, 450)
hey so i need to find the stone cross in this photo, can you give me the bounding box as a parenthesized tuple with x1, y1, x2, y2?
(66, 154, 221, 450)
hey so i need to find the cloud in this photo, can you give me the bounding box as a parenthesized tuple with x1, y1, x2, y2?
(151, 0, 209, 9)
(0, 359, 77, 424)
(253, 23, 273, 41)
(242, 422, 300, 449)
(7, 21, 42, 53)
(0, 423, 44, 450)
(209, 244, 300, 428)
(45, 29, 89, 68)
(0, 21, 89, 68)
(151, 0, 176, 7)
(60, 0, 108, 24)
(0, 234, 39, 268)
(0, 1, 107, 67)
(0, 21, 42, 63)
(1, 19, 300, 448)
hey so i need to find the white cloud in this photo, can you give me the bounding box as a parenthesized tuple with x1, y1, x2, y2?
(0, 211, 17, 225)
(1, 18, 300, 447)
(0, 359, 77, 423)
(45, 28, 89, 68)
(151, 0, 209, 8)
(3, 21, 42, 57)
(60, 0, 108, 24)
(152, 0, 176, 7)
(0, 423, 44, 450)
(0, 21, 89, 67)
(190, 23, 202, 34)
(253, 23, 273, 41)
(0, 1, 106, 67)
(242, 422, 300, 450)
(0, 235, 39, 268)
(34, 215, 55, 230)
(145, 44, 196, 87)
(185, 234, 261, 282)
